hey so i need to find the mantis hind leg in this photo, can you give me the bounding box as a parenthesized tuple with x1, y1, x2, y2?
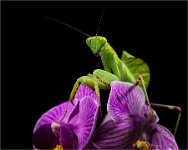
(150, 103, 181, 137)
(136, 75, 181, 136)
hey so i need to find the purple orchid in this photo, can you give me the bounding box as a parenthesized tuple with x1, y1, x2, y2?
(89, 81, 179, 149)
(33, 84, 99, 150)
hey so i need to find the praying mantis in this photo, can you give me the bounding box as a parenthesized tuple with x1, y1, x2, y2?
(68, 36, 150, 112)
(46, 16, 181, 137)
(69, 35, 181, 136)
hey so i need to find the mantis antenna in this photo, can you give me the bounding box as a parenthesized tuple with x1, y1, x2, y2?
(45, 17, 91, 37)
(96, 8, 106, 36)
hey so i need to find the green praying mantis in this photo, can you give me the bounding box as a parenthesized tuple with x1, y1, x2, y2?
(46, 16, 181, 137)
(68, 36, 151, 115)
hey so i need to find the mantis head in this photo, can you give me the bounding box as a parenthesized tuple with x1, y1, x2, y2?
(86, 36, 107, 56)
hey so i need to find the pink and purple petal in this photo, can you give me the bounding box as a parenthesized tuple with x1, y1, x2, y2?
(59, 124, 78, 149)
(141, 105, 159, 123)
(92, 118, 139, 149)
(74, 83, 99, 103)
(108, 81, 145, 121)
(141, 103, 150, 116)
(74, 96, 99, 149)
(101, 113, 113, 125)
(33, 123, 59, 149)
(68, 83, 99, 123)
(34, 84, 96, 132)
(67, 101, 80, 123)
(151, 124, 179, 149)
(33, 101, 75, 132)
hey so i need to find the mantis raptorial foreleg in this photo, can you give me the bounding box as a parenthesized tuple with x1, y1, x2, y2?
(93, 69, 120, 85)
(69, 69, 119, 101)
(69, 75, 102, 102)
(67, 69, 120, 117)
(62, 75, 103, 119)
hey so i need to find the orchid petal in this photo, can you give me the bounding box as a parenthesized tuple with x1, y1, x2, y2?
(59, 124, 78, 149)
(74, 96, 99, 149)
(141, 103, 150, 115)
(152, 124, 179, 150)
(141, 105, 159, 123)
(92, 118, 139, 149)
(33, 101, 75, 132)
(67, 101, 80, 123)
(101, 113, 113, 125)
(108, 81, 145, 121)
(33, 123, 59, 149)
(34, 84, 95, 132)
(68, 83, 99, 124)
(74, 83, 98, 103)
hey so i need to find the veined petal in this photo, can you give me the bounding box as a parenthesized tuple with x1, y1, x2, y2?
(92, 118, 140, 149)
(108, 81, 145, 121)
(67, 100, 80, 123)
(74, 96, 99, 149)
(141, 105, 159, 123)
(74, 83, 99, 103)
(68, 84, 99, 123)
(65, 83, 97, 122)
(141, 104, 150, 115)
(59, 124, 78, 149)
(33, 123, 59, 149)
(34, 83, 96, 132)
(33, 101, 75, 132)
(101, 113, 113, 125)
(151, 124, 179, 150)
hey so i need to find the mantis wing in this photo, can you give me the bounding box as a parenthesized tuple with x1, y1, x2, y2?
(121, 50, 150, 88)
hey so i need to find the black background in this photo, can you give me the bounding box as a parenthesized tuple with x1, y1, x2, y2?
(2, 1, 187, 149)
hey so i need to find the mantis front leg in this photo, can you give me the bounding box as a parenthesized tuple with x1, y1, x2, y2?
(66, 69, 120, 118)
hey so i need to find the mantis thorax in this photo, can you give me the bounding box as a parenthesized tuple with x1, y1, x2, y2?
(86, 36, 107, 55)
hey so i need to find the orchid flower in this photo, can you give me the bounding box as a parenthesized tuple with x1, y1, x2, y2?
(89, 81, 179, 149)
(33, 84, 99, 150)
